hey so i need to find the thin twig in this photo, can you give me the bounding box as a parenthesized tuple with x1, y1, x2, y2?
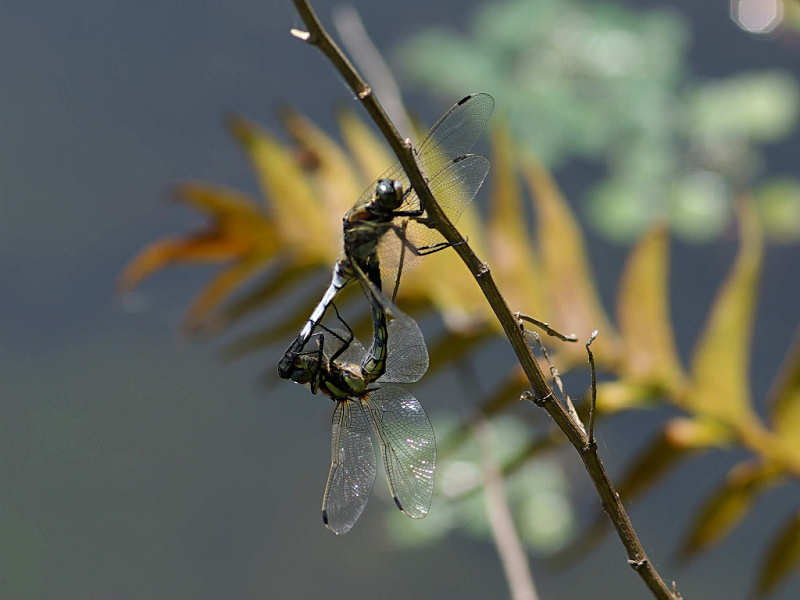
(289, 3, 679, 598)
(331, 4, 414, 138)
(473, 418, 540, 600)
(586, 330, 599, 445)
(516, 312, 578, 342)
(523, 325, 585, 437)
(456, 360, 540, 600)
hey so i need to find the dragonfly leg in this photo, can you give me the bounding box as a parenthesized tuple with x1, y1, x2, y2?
(351, 260, 395, 319)
(326, 302, 355, 363)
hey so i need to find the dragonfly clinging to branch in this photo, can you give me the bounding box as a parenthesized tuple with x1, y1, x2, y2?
(277, 92, 493, 378)
(280, 285, 435, 534)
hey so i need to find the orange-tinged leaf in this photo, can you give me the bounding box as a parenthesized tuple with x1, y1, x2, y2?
(227, 115, 335, 261)
(173, 182, 264, 220)
(280, 107, 363, 216)
(617, 225, 686, 391)
(183, 256, 268, 332)
(769, 328, 800, 449)
(487, 124, 547, 319)
(522, 155, 620, 366)
(756, 508, 800, 597)
(681, 460, 778, 557)
(211, 262, 321, 330)
(337, 108, 394, 183)
(118, 233, 251, 292)
(687, 200, 763, 425)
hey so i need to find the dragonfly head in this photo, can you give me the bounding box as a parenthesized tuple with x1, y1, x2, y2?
(373, 178, 404, 213)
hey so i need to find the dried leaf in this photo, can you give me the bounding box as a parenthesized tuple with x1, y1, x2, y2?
(337, 108, 394, 183)
(756, 508, 800, 597)
(118, 233, 246, 293)
(210, 262, 320, 330)
(427, 326, 495, 375)
(522, 154, 620, 365)
(228, 115, 335, 261)
(281, 106, 363, 215)
(681, 460, 778, 557)
(769, 328, 800, 450)
(487, 124, 547, 318)
(616, 225, 686, 392)
(183, 255, 267, 332)
(687, 200, 763, 425)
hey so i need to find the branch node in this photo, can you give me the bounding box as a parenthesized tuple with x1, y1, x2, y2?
(289, 28, 312, 42)
(580, 439, 598, 456)
(476, 262, 491, 279)
(357, 86, 372, 100)
(628, 558, 649, 572)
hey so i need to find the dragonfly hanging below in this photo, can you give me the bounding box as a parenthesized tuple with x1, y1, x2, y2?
(277, 92, 493, 378)
(281, 290, 435, 534)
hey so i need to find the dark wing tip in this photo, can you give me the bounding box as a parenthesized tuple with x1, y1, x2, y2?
(322, 509, 329, 525)
(457, 94, 473, 106)
(393, 496, 404, 511)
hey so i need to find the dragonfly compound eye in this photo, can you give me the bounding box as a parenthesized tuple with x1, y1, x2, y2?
(374, 178, 404, 211)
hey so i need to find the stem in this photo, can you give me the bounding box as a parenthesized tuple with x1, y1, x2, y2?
(289, 2, 680, 597)
(474, 419, 540, 600)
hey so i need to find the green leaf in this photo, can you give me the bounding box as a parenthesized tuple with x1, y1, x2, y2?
(756, 178, 800, 243)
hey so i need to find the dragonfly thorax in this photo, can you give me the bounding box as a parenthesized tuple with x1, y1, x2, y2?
(371, 178, 404, 214)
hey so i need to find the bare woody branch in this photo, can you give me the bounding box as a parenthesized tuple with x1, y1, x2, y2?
(289, 2, 680, 598)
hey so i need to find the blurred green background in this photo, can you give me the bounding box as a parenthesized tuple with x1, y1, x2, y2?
(1, 0, 799, 598)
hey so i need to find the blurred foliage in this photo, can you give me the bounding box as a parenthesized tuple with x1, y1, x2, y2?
(387, 416, 574, 552)
(395, 0, 800, 244)
(121, 97, 800, 595)
(119, 75, 800, 592)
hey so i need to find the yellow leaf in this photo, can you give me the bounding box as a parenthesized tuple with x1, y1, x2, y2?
(616, 226, 686, 392)
(172, 182, 264, 220)
(595, 380, 657, 412)
(280, 107, 363, 216)
(487, 124, 547, 321)
(210, 262, 321, 330)
(183, 255, 268, 332)
(756, 508, 800, 597)
(227, 115, 335, 261)
(687, 200, 763, 425)
(664, 416, 732, 448)
(681, 460, 778, 557)
(769, 328, 800, 453)
(521, 155, 620, 366)
(337, 108, 394, 184)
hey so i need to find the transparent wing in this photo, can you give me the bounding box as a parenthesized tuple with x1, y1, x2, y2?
(377, 154, 491, 288)
(349, 93, 494, 214)
(378, 306, 429, 384)
(415, 92, 495, 183)
(363, 385, 436, 519)
(321, 399, 377, 535)
(321, 326, 366, 366)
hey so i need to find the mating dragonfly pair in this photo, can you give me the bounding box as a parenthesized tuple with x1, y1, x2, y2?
(277, 92, 494, 534)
